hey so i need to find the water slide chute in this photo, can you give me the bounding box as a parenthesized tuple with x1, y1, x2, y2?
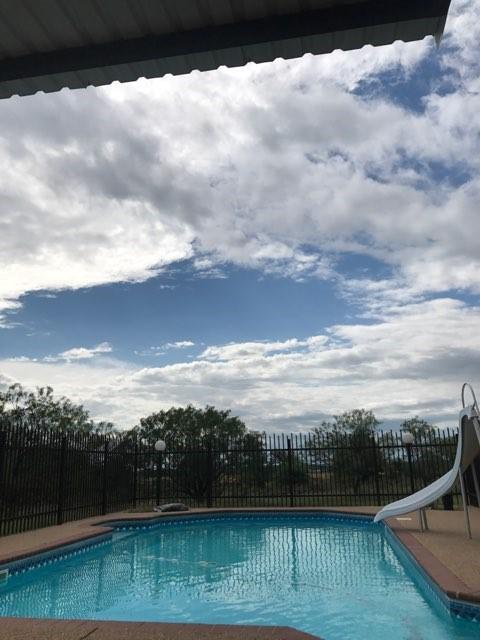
(374, 384, 480, 538)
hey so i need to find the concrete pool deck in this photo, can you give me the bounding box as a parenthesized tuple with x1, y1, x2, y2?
(0, 506, 479, 639)
(0, 619, 319, 640)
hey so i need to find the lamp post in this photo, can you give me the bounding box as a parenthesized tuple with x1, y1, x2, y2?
(155, 439, 166, 506)
(401, 431, 415, 495)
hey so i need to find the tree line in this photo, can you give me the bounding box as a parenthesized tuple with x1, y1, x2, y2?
(0, 383, 457, 504)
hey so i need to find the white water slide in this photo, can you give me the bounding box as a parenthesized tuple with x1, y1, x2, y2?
(374, 383, 480, 538)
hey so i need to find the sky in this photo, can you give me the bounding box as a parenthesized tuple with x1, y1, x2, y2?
(1, 0, 480, 432)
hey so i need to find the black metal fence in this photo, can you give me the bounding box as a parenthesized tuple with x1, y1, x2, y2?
(0, 417, 469, 536)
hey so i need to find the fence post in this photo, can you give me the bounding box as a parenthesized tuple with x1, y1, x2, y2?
(0, 429, 6, 486)
(206, 440, 213, 508)
(155, 449, 162, 506)
(0, 429, 5, 535)
(287, 437, 294, 507)
(406, 442, 415, 495)
(102, 439, 109, 515)
(56, 435, 67, 525)
(372, 436, 381, 505)
(132, 439, 138, 509)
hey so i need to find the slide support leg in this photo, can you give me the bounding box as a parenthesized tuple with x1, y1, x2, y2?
(421, 508, 429, 531)
(471, 463, 480, 507)
(459, 471, 472, 540)
(418, 510, 424, 532)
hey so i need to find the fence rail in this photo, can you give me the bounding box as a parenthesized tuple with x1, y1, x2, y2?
(0, 416, 474, 536)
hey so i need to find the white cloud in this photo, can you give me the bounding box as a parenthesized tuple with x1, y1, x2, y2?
(441, 0, 480, 90)
(135, 341, 195, 357)
(199, 338, 325, 362)
(168, 341, 195, 349)
(0, 357, 133, 425)
(0, 298, 22, 327)
(45, 342, 113, 362)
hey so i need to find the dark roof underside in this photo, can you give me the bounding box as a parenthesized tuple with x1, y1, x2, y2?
(0, 0, 452, 99)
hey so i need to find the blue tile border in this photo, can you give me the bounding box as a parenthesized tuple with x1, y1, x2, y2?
(0, 532, 112, 578)
(107, 510, 375, 532)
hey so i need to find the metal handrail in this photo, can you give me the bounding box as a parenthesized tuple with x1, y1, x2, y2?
(461, 382, 479, 412)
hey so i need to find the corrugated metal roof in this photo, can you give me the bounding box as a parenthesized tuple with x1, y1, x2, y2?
(0, 0, 452, 99)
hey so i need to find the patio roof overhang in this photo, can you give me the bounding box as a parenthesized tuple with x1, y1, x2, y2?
(0, 0, 452, 99)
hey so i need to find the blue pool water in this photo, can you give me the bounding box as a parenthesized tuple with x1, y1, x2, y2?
(0, 514, 478, 640)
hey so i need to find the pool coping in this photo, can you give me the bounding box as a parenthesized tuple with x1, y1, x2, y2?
(388, 525, 479, 604)
(383, 523, 480, 620)
(0, 507, 479, 637)
(0, 618, 320, 640)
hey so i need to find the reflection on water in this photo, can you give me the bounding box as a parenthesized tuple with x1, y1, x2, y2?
(0, 516, 478, 640)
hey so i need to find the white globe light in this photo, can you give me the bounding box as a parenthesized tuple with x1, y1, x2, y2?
(401, 431, 415, 445)
(154, 439, 166, 452)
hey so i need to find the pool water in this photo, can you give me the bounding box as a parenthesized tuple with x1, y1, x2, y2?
(0, 514, 478, 640)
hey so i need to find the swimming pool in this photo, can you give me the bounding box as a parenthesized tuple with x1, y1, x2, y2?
(0, 513, 478, 639)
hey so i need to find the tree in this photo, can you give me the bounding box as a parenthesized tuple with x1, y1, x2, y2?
(135, 404, 246, 445)
(134, 405, 251, 502)
(236, 431, 270, 488)
(312, 409, 381, 495)
(0, 383, 115, 433)
(0, 384, 117, 515)
(399, 416, 434, 441)
(316, 409, 380, 437)
(399, 417, 457, 487)
(271, 450, 309, 486)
